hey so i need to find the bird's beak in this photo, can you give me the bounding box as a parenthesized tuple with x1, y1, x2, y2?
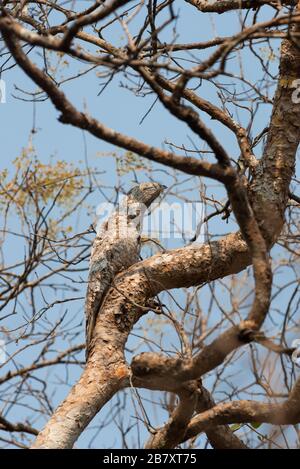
(161, 184, 167, 190)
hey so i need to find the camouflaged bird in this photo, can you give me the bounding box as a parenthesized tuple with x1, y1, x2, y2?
(85, 182, 166, 358)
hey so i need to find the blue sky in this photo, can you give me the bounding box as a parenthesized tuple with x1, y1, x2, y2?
(0, 1, 299, 448)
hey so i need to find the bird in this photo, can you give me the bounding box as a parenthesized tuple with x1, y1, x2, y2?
(85, 182, 166, 359)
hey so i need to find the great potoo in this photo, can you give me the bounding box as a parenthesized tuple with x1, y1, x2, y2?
(85, 182, 166, 358)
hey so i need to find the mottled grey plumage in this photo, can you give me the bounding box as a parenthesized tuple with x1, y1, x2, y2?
(85, 182, 166, 358)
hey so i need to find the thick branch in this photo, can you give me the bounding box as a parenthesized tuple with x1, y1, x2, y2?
(182, 378, 300, 442)
(145, 384, 199, 449)
(185, 0, 296, 14)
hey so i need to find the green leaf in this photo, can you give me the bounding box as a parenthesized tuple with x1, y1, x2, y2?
(230, 423, 244, 432)
(250, 422, 262, 429)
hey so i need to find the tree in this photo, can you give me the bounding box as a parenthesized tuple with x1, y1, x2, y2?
(0, 0, 300, 449)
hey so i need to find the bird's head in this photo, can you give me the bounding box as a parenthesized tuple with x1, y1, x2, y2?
(127, 182, 167, 207)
